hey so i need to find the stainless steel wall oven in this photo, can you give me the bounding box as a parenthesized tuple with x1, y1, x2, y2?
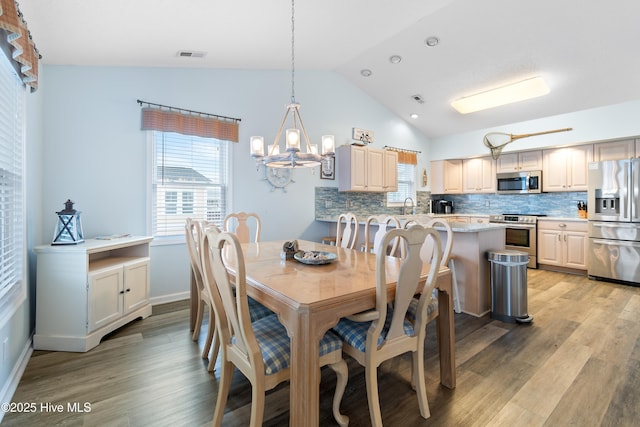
(489, 214, 543, 268)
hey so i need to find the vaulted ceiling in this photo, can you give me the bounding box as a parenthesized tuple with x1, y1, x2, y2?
(20, 0, 640, 138)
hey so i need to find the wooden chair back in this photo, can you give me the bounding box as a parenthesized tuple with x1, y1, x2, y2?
(335, 212, 359, 249)
(223, 212, 261, 243)
(403, 217, 454, 266)
(375, 225, 442, 345)
(363, 214, 401, 255)
(185, 218, 206, 298)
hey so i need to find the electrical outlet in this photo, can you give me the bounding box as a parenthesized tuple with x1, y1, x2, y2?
(485, 200, 491, 207)
(346, 199, 351, 208)
(325, 200, 332, 208)
(352, 127, 374, 144)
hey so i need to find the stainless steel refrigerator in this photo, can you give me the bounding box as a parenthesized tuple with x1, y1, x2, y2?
(587, 159, 640, 285)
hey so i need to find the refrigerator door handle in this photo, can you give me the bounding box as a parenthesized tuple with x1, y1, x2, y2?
(592, 238, 640, 248)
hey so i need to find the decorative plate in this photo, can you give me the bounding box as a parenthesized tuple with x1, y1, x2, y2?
(293, 250, 337, 265)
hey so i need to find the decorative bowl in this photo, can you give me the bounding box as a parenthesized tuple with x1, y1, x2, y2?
(293, 250, 337, 265)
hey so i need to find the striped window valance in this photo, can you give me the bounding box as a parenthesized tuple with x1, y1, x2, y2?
(0, 0, 39, 92)
(384, 146, 419, 165)
(140, 102, 240, 142)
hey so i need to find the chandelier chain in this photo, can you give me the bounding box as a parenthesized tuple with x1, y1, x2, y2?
(290, 0, 295, 103)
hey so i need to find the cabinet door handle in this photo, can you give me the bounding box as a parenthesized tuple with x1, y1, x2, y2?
(119, 290, 125, 294)
(125, 288, 131, 293)
(564, 234, 567, 242)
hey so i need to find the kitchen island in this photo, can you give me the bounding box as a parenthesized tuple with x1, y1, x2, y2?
(316, 216, 506, 317)
(440, 221, 506, 316)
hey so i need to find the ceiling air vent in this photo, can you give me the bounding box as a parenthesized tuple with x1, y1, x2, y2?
(176, 50, 207, 58)
(411, 94, 425, 104)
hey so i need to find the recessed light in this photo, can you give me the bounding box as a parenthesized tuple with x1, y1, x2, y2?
(389, 55, 402, 64)
(360, 69, 373, 77)
(425, 36, 439, 47)
(410, 113, 419, 119)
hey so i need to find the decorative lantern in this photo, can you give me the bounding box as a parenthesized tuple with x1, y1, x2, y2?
(52, 199, 84, 245)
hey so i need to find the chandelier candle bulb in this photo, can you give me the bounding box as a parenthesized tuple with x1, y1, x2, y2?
(310, 144, 318, 155)
(286, 128, 300, 151)
(250, 136, 265, 157)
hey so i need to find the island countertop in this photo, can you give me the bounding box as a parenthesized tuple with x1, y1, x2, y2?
(315, 215, 506, 233)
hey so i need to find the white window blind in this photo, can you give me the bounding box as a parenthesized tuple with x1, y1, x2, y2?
(388, 163, 416, 204)
(0, 51, 26, 326)
(152, 131, 229, 237)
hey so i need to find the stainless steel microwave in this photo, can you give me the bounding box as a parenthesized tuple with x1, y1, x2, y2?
(496, 170, 542, 194)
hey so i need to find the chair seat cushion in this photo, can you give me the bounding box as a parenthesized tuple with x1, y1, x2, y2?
(405, 296, 439, 323)
(248, 296, 274, 322)
(332, 308, 414, 352)
(251, 314, 343, 375)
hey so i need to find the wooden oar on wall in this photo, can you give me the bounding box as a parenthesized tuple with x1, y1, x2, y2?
(483, 127, 573, 159)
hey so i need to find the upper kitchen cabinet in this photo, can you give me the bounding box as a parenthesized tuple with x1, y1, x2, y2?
(463, 156, 496, 193)
(593, 139, 635, 161)
(337, 145, 397, 192)
(431, 159, 463, 194)
(542, 145, 593, 192)
(496, 150, 542, 173)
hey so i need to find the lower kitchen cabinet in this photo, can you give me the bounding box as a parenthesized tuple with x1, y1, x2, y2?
(537, 220, 587, 272)
(34, 236, 153, 352)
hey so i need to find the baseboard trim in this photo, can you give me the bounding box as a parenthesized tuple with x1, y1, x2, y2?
(0, 335, 33, 424)
(150, 291, 189, 306)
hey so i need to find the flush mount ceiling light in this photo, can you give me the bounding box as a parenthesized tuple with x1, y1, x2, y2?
(451, 76, 550, 114)
(360, 69, 373, 77)
(389, 55, 402, 64)
(249, 0, 334, 169)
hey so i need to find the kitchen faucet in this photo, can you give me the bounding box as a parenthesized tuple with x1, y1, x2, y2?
(403, 197, 416, 215)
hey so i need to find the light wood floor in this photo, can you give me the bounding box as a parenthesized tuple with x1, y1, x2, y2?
(3, 269, 640, 426)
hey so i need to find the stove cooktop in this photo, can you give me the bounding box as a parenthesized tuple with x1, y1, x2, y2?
(490, 214, 547, 224)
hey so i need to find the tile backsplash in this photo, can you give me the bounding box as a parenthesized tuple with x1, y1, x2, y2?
(315, 187, 587, 220)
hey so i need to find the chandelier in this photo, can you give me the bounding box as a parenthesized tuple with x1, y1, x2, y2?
(250, 0, 335, 169)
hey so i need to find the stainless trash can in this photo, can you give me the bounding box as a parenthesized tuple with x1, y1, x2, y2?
(487, 249, 533, 324)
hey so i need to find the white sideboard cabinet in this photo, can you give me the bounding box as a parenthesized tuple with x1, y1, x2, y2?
(34, 236, 153, 352)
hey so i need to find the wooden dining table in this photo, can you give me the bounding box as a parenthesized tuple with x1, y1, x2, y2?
(191, 239, 455, 426)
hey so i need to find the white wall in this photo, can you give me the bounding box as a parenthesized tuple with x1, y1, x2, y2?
(429, 99, 640, 160)
(39, 66, 429, 301)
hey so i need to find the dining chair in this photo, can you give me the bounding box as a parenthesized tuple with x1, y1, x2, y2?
(332, 225, 442, 426)
(404, 217, 461, 314)
(202, 230, 349, 427)
(362, 214, 401, 255)
(335, 212, 359, 249)
(185, 218, 218, 371)
(223, 211, 261, 243)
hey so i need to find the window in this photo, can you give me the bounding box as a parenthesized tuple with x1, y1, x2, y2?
(165, 192, 177, 215)
(387, 163, 416, 205)
(0, 51, 26, 326)
(151, 132, 229, 238)
(182, 191, 194, 214)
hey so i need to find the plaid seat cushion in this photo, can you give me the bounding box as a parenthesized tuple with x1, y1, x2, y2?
(248, 296, 274, 322)
(405, 296, 439, 323)
(249, 314, 343, 375)
(332, 307, 414, 352)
